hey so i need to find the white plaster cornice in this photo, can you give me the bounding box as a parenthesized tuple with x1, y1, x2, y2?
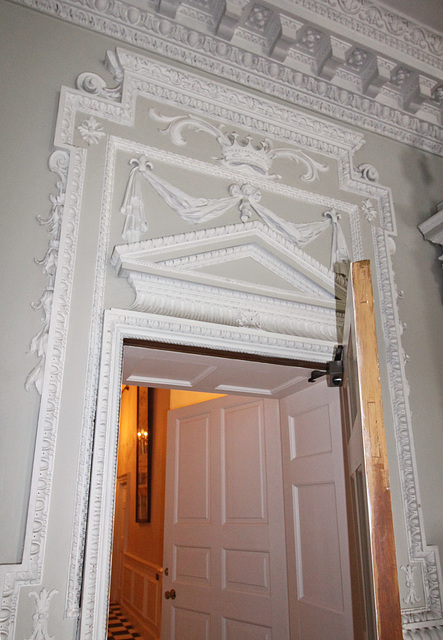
(8, 0, 443, 156)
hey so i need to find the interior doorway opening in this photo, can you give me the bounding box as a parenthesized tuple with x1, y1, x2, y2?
(108, 342, 354, 640)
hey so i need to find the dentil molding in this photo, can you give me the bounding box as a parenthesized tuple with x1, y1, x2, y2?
(8, 0, 443, 155)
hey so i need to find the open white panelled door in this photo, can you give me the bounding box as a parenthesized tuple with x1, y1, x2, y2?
(160, 260, 403, 640)
(341, 260, 403, 640)
(162, 395, 290, 640)
(279, 380, 354, 640)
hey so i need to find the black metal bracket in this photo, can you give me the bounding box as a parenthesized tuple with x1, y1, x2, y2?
(308, 346, 344, 387)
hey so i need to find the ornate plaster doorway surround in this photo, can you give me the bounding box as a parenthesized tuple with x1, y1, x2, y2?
(2, 46, 441, 640)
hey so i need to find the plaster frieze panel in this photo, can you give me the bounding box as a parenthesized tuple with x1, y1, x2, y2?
(9, 0, 443, 155)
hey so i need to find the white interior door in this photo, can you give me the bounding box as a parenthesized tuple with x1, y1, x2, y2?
(279, 380, 353, 640)
(162, 395, 290, 640)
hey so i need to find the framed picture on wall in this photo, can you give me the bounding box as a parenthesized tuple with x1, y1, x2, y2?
(136, 386, 154, 523)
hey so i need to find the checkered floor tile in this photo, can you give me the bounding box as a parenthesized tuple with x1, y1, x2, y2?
(107, 602, 141, 640)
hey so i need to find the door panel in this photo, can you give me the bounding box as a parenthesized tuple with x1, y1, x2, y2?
(280, 380, 353, 640)
(222, 403, 266, 523)
(162, 395, 289, 640)
(172, 607, 210, 640)
(175, 415, 210, 522)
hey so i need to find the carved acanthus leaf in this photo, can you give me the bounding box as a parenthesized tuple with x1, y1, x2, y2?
(77, 117, 106, 145)
(361, 198, 378, 222)
(26, 589, 58, 640)
(401, 563, 421, 606)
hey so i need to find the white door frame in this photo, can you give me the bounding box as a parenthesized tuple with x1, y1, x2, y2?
(80, 308, 333, 640)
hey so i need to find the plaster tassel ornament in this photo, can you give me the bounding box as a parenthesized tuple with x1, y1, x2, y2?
(121, 156, 240, 236)
(324, 209, 350, 274)
(26, 588, 58, 640)
(121, 157, 149, 242)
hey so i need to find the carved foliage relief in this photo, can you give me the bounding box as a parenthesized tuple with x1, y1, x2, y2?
(9, 46, 443, 640)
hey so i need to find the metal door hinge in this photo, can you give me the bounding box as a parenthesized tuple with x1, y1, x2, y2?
(308, 346, 343, 387)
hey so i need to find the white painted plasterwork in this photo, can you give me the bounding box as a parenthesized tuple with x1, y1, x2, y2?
(419, 202, 443, 269)
(8, 0, 443, 155)
(5, 47, 442, 640)
(25, 589, 58, 640)
(373, 227, 443, 635)
(0, 146, 87, 640)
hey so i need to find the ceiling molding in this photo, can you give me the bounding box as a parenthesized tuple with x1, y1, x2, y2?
(10, 0, 443, 155)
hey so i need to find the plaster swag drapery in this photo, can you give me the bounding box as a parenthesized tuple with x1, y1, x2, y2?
(121, 155, 350, 274)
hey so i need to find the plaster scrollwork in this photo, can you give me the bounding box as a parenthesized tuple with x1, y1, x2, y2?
(75, 71, 123, 101)
(337, 153, 394, 234)
(26, 589, 58, 640)
(149, 110, 329, 182)
(356, 163, 380, 183)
